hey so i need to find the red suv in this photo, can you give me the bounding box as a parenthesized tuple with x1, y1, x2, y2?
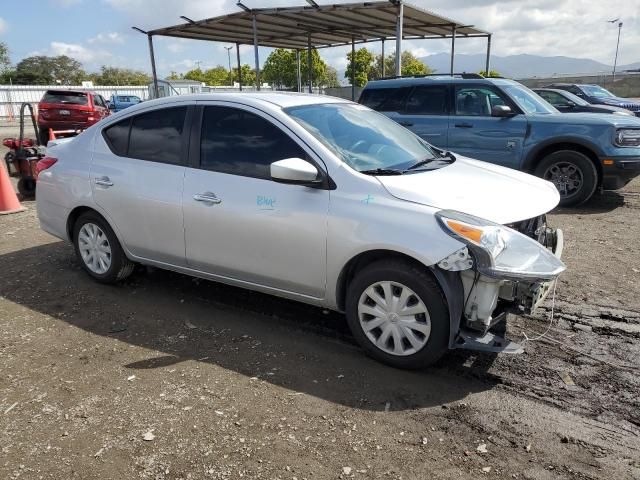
(37, 89, 110, 143)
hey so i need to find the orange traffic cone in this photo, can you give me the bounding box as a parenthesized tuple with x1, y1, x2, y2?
(48, 128, 56, 143)
(0, 163, 25, 215)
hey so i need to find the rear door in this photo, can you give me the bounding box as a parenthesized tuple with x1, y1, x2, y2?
(395, 84, 450, 149)
(91, 104, 191, 265)
(92, 94, 110, 120)
(448, 84, 528, 169)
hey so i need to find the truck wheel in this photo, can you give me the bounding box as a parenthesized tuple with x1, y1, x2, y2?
(534, 150, 598, 207)
(17, 178, 36, 197)
(345, 259, 450, 369)
(72, 211, 135, 284)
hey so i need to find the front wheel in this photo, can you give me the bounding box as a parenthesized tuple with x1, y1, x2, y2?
(345, 259, 450, 369)
(534, 150, 598, 207)
(72, 211, 135, 283)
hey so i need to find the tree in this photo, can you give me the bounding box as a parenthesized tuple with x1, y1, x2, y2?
(203, 66, 232, 86)
(345, 47, 374, 87)
(370, 51, 432, 79)
(261, 48, 332, 89)
(166, 71, 183, 80)
(0, 42, 14, 83)
(232, 64, 256, 86)
(325, 66, 340, 88)
(91, 66, 150, 85)
(479, 69, 502, 78)
(183, 67, 206, 83)
(14, 55, 86, 85)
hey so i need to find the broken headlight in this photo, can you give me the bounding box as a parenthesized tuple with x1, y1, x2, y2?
(436, 210, 565, 281)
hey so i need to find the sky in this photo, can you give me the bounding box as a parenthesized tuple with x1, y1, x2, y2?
(0, 0, 638, 78)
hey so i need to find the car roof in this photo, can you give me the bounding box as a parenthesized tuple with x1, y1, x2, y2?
(363, 76, 520, 89)
(136, 92, 350, 109)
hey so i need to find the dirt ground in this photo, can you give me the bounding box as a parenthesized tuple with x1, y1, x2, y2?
(1, 138, 640, 479)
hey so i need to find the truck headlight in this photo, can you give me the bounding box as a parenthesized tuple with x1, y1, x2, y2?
(614, 129, 640, 147)
(436, 210, 565, 281)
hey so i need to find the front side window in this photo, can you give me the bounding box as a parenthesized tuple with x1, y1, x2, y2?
(128, 107, 187, 164)
(285, 103, 442, 173)
(200, 106, 307, 179)
(404, 86, 448, 115)
(455, 86, 507, 116)
(537, 90, 569, 106)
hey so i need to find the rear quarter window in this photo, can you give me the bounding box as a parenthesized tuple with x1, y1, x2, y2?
(359, 87, 410, 112)
(41, 91, 88, 105)
(103, 118, 130, 156)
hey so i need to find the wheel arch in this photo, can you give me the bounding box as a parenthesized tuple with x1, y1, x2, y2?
(523, 139, 603, 186)
(66, 205, 129, 257)
(335, 249, 464, 348)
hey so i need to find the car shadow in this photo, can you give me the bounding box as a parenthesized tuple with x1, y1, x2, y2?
(0, 241, 499, 412)
(554, 190, 626, 215)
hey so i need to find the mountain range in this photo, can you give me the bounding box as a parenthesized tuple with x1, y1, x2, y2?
(417, 53, 640, 79)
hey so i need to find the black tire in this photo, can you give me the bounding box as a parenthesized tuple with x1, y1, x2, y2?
(72, 211, 135, 284)
(38, 127, 49, 146)
(345, 259, 450, 369)
(17, 178, 36, 197)
(534, 150, 598, 207)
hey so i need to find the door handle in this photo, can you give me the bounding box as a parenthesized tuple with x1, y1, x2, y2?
(399, 121, 414, 127)
(193, 192, 222, 204)
(94, 176, 113, 187)
(454, 123, 473, 128)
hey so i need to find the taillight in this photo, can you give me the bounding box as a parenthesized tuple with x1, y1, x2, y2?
(35, 156, 58, 178)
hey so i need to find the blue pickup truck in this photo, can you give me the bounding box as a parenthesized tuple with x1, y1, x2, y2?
(359, 76, 640, 206)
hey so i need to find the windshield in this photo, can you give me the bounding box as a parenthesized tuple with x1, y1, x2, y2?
(558, 90, 589, 106)
(285, 103, 441, 172)
(503, 85, 557, 114)
(581, 85, 615, 98)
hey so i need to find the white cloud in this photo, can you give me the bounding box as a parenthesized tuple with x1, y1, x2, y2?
(0, 17, 7, 35)
(49, 41, 113, 63)
(88, 32, 125, 45)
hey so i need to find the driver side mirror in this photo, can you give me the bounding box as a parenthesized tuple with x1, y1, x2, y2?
(271, 158, 320, 185)
(491, 105, 514, 117)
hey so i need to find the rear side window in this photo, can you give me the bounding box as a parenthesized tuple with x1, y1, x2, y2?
(404, 86, 448, 115)
(200, 106, 307, 179)
(41, 91, 87, 105)
(103, 118, 130, 156)
(359, 87, 410, 112)
(128, 107, 187, 164)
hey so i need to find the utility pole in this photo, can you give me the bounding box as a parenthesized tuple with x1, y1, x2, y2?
(608, 18, 623, 81)
(224, 46, 233, 85)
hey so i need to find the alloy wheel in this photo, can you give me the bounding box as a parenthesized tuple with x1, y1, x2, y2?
(543, 161, 584, 199)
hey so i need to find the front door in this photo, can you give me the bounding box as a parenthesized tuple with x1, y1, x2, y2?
(448, 85, 528, 169)
(91, 105, 190, 265)
(182, 103, 329, 298)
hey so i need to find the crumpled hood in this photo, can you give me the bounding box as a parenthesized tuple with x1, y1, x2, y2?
(376, 156, 560, 224)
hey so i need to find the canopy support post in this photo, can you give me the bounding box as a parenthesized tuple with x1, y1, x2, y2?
(381, 38, 385, 78)
(296, 49, 302, 92)
(236, 42, 242, 91)
(485, 34, 492, 76)
(147, 34, 159, 98)
(395, 1, 403, 76)
(252, 15, 260, 90)
(450, 25, 456, 75)
(307, 33, 313, 93)
(351, 37, 356, 100)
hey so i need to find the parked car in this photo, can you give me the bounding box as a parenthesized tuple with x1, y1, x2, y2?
(108, 94, 142, 112)
(36, 93, 565, 369)
(533, 88, 634, 116)
(359, 76, 640, 206)
(37, 89, 110, 144)
(545, 83, 640, 116)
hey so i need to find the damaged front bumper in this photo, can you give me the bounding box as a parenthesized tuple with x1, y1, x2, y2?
(447, 216, 565, 354)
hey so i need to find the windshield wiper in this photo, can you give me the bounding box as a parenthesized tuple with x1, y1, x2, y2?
(360, 168, 404, 176)
(405, 151, 456, 171)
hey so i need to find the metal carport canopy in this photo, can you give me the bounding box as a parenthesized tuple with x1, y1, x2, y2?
(140, 1, 492, 98)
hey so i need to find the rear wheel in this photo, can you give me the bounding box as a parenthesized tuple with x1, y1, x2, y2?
(534, 150, 598, 207)
(17, 178, 36, 197)
(72, 211, 134, 283)
(345, 259, 450, 369)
